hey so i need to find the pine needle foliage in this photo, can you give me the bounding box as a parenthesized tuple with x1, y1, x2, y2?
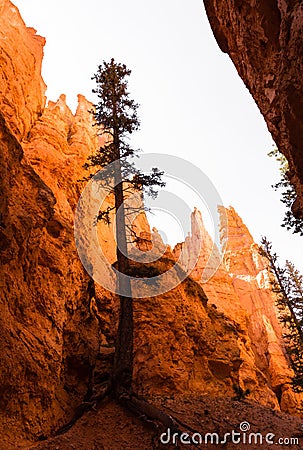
(268, 148, 303, 235)
(260, 237, 303, 392)
(83, 58, 165, 221)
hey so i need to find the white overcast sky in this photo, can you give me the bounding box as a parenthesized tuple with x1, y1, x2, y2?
(13, 0, 302, 272)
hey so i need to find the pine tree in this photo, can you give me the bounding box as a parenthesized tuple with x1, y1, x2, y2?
(260, 237, 303, 392)
(73, 59, 190, 434)
(66, 59, 219, 434)
(268, 148, 303, 235)
(83, 59, 165, 397)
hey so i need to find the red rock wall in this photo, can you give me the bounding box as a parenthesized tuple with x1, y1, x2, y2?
(219, 206, 299, 414)
(0, 0, 46, 140)
(174, 207, 301, 414)
(0, 2, 117, 443)
(203, 0, 303, 216)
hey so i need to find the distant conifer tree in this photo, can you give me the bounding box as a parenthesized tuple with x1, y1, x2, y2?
(260, 237, 303, 392)
(268, 148, 303, 235)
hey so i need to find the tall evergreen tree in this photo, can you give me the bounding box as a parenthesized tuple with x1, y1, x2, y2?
(84, 59, 165, 397)
(260, 237, 303, 392)
(67, 59, 206, 434)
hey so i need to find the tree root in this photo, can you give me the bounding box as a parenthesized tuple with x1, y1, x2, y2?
(117, 392, 203, 449)
(118, 392, 181, 433)
(55, 381, 111, 436)
(54, 384, 202, 447)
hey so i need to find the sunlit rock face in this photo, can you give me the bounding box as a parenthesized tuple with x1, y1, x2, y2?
(133, 274, 280, 412)
(0, 0, 302, 446)
(173, 208, 248, 326)
(0, 0, 46, 140)
(0, 1, 118, 443)
(203, 0, 303, 216)
(219, 206, 300, 414)
(173, 206, 301, 414)
(0, 99, 104, 442)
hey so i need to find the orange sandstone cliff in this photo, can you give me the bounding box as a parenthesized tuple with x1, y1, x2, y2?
(0, 0, 118, 443)
(173, 207, 299, 414)
(0, 0, 301, 447)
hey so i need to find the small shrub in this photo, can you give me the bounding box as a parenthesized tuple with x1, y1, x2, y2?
(232, 384, 250, 401)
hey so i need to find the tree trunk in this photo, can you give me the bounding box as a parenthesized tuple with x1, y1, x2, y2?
(112, 139, 134, 396)
(272, 263, 303, 344)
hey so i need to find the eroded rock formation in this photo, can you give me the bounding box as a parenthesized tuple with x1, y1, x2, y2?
(219, 206, 298, 413)
(0, 0, 46, 139)
(203, 0, 303, 216)
(173, 207, 300, 414)
(0, 2, 117, 444)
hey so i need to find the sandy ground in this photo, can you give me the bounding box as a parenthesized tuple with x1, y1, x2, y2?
(3, 394, 300, 450)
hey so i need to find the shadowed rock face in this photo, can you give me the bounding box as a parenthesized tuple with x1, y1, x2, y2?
(0, 0, 302, 446)
(203, 0, 303, 216)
